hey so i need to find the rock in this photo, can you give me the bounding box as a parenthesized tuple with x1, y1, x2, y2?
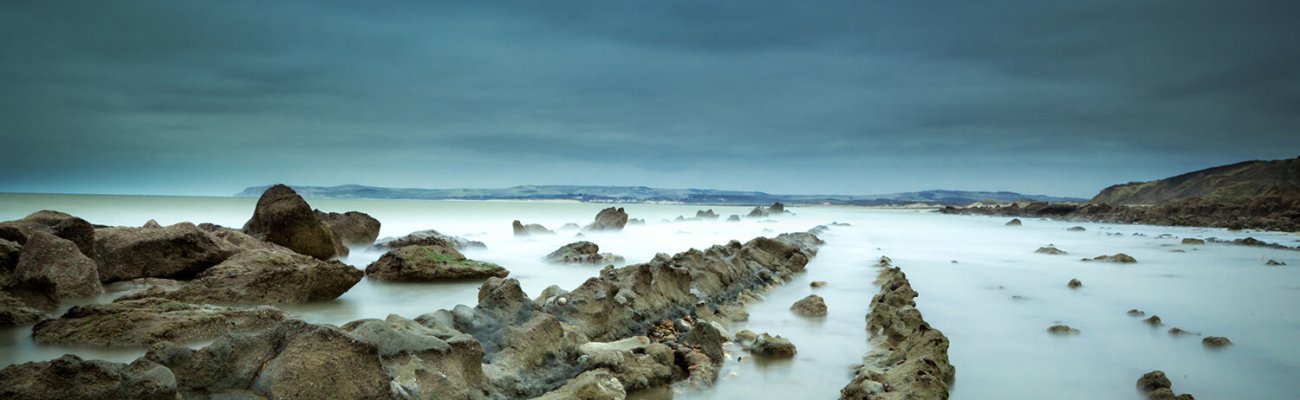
(1181, 238, 1206, 245)
(1084, 253, 1137, 263)
(842, 265, 954, 400)
(242, 184, 345, 260)
(546, 241, 624, 265)
(0, 211, 97, 258)
(790, 294, 827, 317)
(128, 248, 362, 305)
(0, 238, 20, 271)
(750, 333, 796, 357)
(208, 227, 288, 252)
(533, 369, 626, 400)
(1144, 315, 1163, 326)
(513, 220, 555, 236)
(726, 215, 741, 222)
(15, 232, 103, 298)
(694, 210, 719, 220)
(1128, 309, 1146, 317)
(576, 336, 674, 391)
(142, 219, 162, 228)
(32, 297, 285, 346)
(1067, 226, 1086, 232)
(366, 245, 508, 281)
(1047, 324, 1080, 335)
(1137, 370, 1172, 392)
(1202, 336, 1232, 348)
(734, 330, 758, 343)
(1005, 218, 1022, 226)
(560, 223, 582, 230)
(0, 355, 179, 400)
(1266, 259, 1287, 266)
(1035, 245, 1068, 255)
(1067, 279, 1082, 289)
(1167, 327, 1197, 336)
(810, 280, 827, 288)
(343, 315, 490, 399)
(51, 217, 97, 258)
(0, 291, 47, 327)
(315, 210, 381, 247)
(93, 222, 236, 282)
(374, 228, 486, 250)
(584, 207, 629, 231)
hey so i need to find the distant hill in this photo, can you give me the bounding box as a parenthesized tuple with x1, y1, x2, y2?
(235, 184, 1082, 206)
(1092, 157, 1300, 205)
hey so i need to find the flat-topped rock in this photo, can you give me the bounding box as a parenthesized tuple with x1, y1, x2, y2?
(366, 245, 509, 281)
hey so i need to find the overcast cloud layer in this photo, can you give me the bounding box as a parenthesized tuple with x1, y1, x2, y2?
(2, 1, 1297, 197)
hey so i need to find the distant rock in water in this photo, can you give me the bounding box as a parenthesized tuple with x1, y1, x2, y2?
(1144, 315, 1163, 326)
(1047, 324, 1080, 335)
(1181, 238, 1206, 245)
(1202, 336, 1232, 348)
(746, 202, 789, 218)
(1266, 259, 1287, 266)
(1067, 226, 1086, 232)
(512, 220, 555, 236)
(243, 184, 345, 260)
(1005, 218, 1022, 226)
(545, 241, 623, 265)
(583, 207, 628, 231)
(626, 218, 645, 226)
(726, 215, 741, 222)
(790, 295, 827, 317)
(1127, 309, 1146, 317)
(559, 223, 581, 230)
(366, 245, 508, 281)
(314, 210, 381, 247)
(374, 229, 486, 250)
(1083, 253, 1137, 263)
(1137, 370, 1195, 399)
(749, 333, 796, 358)
(1035, 245, 1067, 255)
(695, 209, 719, 220)
(1067, 279, 1082, 289)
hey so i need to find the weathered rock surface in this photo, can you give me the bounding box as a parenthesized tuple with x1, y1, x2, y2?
(547, 241, 624, 265)
(811, 280, 827, 288)
(125, 248, 362, 305)
(790, 294, 827, 316)
(366, 245, 508, 281)
(242, 184, 345, 260)
(93, 222, 236, 282)
(16, 232, 103, 298)
(1266, 259, 1287, 266)
(1084, 253, 1137, 263)
(315, 210, 381, 247)
(0, 238, 20, 271)
(513, 220, 556, 236)
(0, 291, 47, 327)
(584, 207, 629, 231)
(842, 261, 954, 400)
(0, 211, 97, 259)
(576, 336, 675, 390)
(1035, 245, 1067, 255)
(0, 355, 179, 400)
(374, 228, 487, 250)
(32, 297, 285, 346)
(342, 315, 491, 399)
(1144, 315, 1164, 326)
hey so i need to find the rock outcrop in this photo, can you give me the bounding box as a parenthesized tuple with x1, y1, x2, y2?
(0, 355, 179, 399)
(124, 248, 362, 305)
(93, 222, 236, 282)
(1005, 218, 1022, 226)
(374, 229, 486, 250)
(365, 245, 509, 281)
(315, 210, 381, 247)
(15, 232, 103, 298)
(546, 241, 624, 265)
(32, 297, 285, 346)
(583, 207, 629, 231)
(242, 184, 346, 260)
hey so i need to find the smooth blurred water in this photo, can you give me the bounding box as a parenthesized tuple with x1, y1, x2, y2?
(1, 193, 1298, 399)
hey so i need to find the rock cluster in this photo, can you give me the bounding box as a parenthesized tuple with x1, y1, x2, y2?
(842, 258, 954, 399)
(746, 202, 788, 218)
(940, 191, 1300, 233)
(546, 241, 624, 265)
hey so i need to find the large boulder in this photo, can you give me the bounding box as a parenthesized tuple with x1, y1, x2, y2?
(546, 241, 624, 265)
(0, 211, 96, 258)
(242, 184, 345, 260)
(513, 220, 555, 236)
(126, 248, 362, 305)
(0, 355, 179, 400)
(315, 210, 381, 247)
(583, 207, 629, 232)
(365, 245, 509, 282)
(93, 222, 236, 282)
(374, 229, 486, 250)
(16, 232, 103, 298)
(32, 297, 286, 346)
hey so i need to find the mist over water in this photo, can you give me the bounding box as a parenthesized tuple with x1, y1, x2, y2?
(1, 193, 1298, 399)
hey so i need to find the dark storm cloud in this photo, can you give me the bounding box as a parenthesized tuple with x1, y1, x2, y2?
(2, 0, 1298, 196)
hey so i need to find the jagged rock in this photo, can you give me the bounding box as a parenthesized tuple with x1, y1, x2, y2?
(1202, 336, 1232, 348)
(1266, 259, 1287, 266)
(533, 369, 626, 400)
(315, 210, 381, 247)
(1005, 218, 1022, 226)
(374, 229, 486, 250)
(1035, 245, 1068, 255)
(15, 232, 102, 298)
(1084, 253, 1137, 263)
(343, 315, 490, 399)
(513, 220, 555, 236)
(0, 355, 179, 400)
(584, 207, 629, 231)
(750, 333, 796, 357)
(1137, 370, 1172, 392)
(366, 245, 508, 281)
(93, 222, 236, 282)
(790, 294, 827, 317)
(1181, 238, 1206, 245)
(1067, 226, 1086, 232)
(125, 248, 362, 305)
(1047, 324, 1080, 335)
(546, 241, 624, 265)
(1144, 315, 1163, 326)
(242, 184, 345, 260)
(32, 297, 285, 346)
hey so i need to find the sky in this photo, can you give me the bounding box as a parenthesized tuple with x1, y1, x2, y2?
(1, 1, 1297, 198)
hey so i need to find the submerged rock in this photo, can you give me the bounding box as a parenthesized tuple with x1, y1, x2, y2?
(366, 245, 508, 281)
(584, 207, 629, 231)
(1265, 259, 1287, 266)
(1202, 336, 1232, 348)
(1047, 324, 1080, 335)
(1005, 218, 1022, 226)
(315, 210, 381, 247)
(126, 248, 362, 305)
(1067, 226, 1086, 232)
(94, 222, 236, 282)
(1144, 315, 1164, 326)
(1128, 309, 1146, 317)
(790, 294, 827, 317)
(1167, 327, 1198, 336)
(32, 297, 285, 346)
(242, 184, 345, 260)
(513, 220, 555, 236)
(546, 241, 624, 265)
(1036, 245, 1068, 255)
(1084, 253, 1137, 263)
(1067, 279, 1082, 289)
(374, 228, 486, 250)
(15, 232, 103, 298)
(0, 355, 179, 399)
(726, 215, 741, 222)
(750, 333, 796, 358)
(810, 280, 827, 288)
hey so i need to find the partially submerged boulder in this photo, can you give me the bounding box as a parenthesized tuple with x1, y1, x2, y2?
(1137, 370, 1195, 399)
(315, 210, 381, 247)
(1202, 336, 1232, 348)
(366, 245, 508, 281)
(1067, 279, 1082, 289)
(0, 355, 179, 400)
(32, 297, 286, 346)
(1084, 253, 1137, 263)
(126, 248, 362, 305)
(1047, 324, 1080, 335)
(750, 333, 796, 357)
(546, 241, 624, 265)
(1181, 238, 1206, 245)
(15, 232, 103, 298)
(513, 220, 555, 236)
(790, 294, 827, 317)
(1005, 218, 1022, 226)
(1035, 245, 1068, 255)
(93, 222, 236, 282)
(242, 184, 345, 260)
(583, 207, 628, 231)
(374, 229, 486, 250)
